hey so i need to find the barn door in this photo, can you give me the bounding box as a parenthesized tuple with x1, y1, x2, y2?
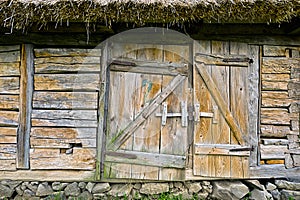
(193, 41, 252, 178)
(104, 43, 191, 180)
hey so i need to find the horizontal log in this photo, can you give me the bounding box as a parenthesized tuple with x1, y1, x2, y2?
(35, 64, 101, 73)
(0, 160, 16, 171)
(260, 125, 290, 138)
(0, 63, 20, 76)
(262, 58, 299, 74)
(31, 127, 96, 139)
(30, 148, 96, 170)
(34, 74, 100, 91)
(31, 138, 96, 148)
(35, 56, 100, 65)
(262, 139, 289, 145)
(195, 53, 250, 67)
(33, 92, 98, 109)
(0, 111, 19, 126)
(260, 144, 288, 159)
(262, 81, 288, 91)
(261, 91, 291, 107)
(194, 144, 250, 156)
(262, 74, 290, 82)
(31, 110, 97, 127)
(0, 144, 16, 159)
(265, 160, 285, 164)
(0, 51, 20, 63)
(0, 95, 19, 110)
(250, 164, 300, 179)
(0, 170, 95, 181)
(0, 45, 20, 52)
(0, 77, 19, 94)
(105, 150, 186, 169)
(34, 48, 101, 57)
(0, 136, 16, 144)
(0, 127, 17, 136)
(263, 45, 288, 57)
(261, 108, 290, 125)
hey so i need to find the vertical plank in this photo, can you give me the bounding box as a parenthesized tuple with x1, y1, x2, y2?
(230, 42, 250, 178)
(211, 41, 231, 177)
(17, 44, 33, 169)
(193, 40, 213, 176)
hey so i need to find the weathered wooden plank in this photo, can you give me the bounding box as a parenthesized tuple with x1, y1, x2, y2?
(265, 160, 285, 164)
(17, 44, 34, 169)
(34, 56, 100, 65)
(35, 64, 101, 73)
(0, 111, 19, 126)
(194, 145, 250, 156)
(0, 63, 20, 76)
(30, 138, 96, 148)
(159, 168, 185, 181)
(260, 125, 290, 138)
(0, 51, 20, 63)
(262, 91, 291, 107)
(103, 162, 132, 179)
(0, 45, 20, 52)
(262, 57, 299, 74)
(31, 110, 97, 127)
(262, 139, 289, 145)
(195, 53, 250, 67)
(263, 45, 288, 57)
(0, 127, 17, 136)
(0, 77, 19, 94)
(0, 95, 19, 110)
(0, 136, 16, 144)
(250, 164, 300, 179)
(0, 170, 95, 181)
(34, 74, 100, 91)
(262, 80, 288, 91)
(106, 150, 185, 168)
(108, 75, 186, 150)
(261, 108, 290, 125)
(30, 148, 96, 170)
(34, 48, 101, 57)
(0, 144, 16, 159)
(260, 145, 288, 159)
(0, 160, 16, 171)
(31, 127, 96, 139)
(33, 92, 98, 109)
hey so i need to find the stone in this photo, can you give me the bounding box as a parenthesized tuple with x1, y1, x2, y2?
(211, 181, 249, 200)
(64, 182, 80, 197)
(1, 180, 22, 189)
(169, 182, 174, 189)
(27, 183, 38, 192)
(245, 180, 265, 190)
(78, 182, 86, 189)
(140, 183, 169, 195)
(187, 182, 202, 194)
(0, 184, 14, 198)
(281, 189, 300, 200)
(266, 182, 277, 191)
(271, 189, 281, 200)
(203, 185, 213, 193)
(133, 183, 142, 190)
(249, 188, 272, 200)
(198, 191, 209, 199)
(93, 193, 107, 200)
(107, 184, 133, 197)
(275, 180, 300, 191)
(86, 182, 95, 193)
(44, 192, 66, 200)
(132, 189, 143, 199)
(15, 186, 23, 196)
(92, 183, 110, 194)
(36, 182, 54, 196)
(14, 195, 23, 200)
(174, 182, 184, 190)
(23, 189, 36, 198)
(52, 182, 68, 191)
(202, 181, 211, 186)
(78, 191, 93, 200)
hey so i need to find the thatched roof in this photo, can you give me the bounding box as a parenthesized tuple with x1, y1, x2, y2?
(1, 0, 299, 31)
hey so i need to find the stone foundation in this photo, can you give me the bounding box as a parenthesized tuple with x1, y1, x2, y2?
(0, 179, 300, 199)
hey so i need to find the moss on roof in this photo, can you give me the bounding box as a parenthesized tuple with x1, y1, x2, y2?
(1, 0, 299, 30)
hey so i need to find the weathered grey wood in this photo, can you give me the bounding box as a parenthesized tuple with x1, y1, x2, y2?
(108, 75, 186, 150)
(30, 138, 96, 148)
(33, 92, 98, 109)
(0, 63, 20, 76)
(31, 127, 96, 139)
(0, 77, 19, 94)
(262, 139, 289, 145)
(260, 125, 290, 138)
(0, 160, 16, 171)
(34, 48, 101, 57)
(0, 51, 20, 63)
(105, 150, 186, 168)
(260, 144, 288, 159)
(34, 74, 100, 91)
(0, 111, 19, 126)
(35, 64, 101, 73)
(194, 144, 250, 156)
(250, 164, 300, 179)
(195, 53, 250, 67)
(261, 91, 291, 107)
(17, 44, 34, 169)
(0, 144, 16, 159)
(262, 57, 299, 74)
(31, 110, 97, 127)
(0, 45, 20, 52)
(35, 56, 100, 65)
(0, 95, 19, 110)
(261, 108, 290, 125)
(248, 45, 260, 166)
(195, 63, 245, 145)
(263, 45, 288, 57)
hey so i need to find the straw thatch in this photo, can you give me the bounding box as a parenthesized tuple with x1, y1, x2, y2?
(1, 0, 299, 31)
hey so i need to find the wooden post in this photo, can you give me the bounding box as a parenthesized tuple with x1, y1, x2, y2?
(17, 44, 34, 169)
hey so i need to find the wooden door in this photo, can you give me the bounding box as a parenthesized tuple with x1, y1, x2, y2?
(104, 43, 191, 181)
(193, 41, 252, 178)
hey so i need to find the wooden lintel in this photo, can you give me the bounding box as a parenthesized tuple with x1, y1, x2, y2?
(195, 53, 250, 67)
(17, 44, 34, 169)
